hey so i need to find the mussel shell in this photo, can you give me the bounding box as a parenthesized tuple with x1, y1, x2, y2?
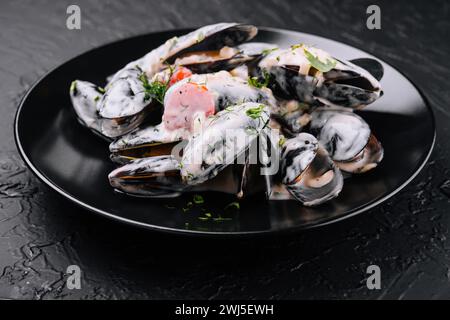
(280, 133, 343, 206)
(335, 133, 384, 173)
(182, 53, 255, 74)
(313, 82, 381, 108)
(237, 42, 279, 57)
(286, 148, 343, 206)
(109, 123, 189, 163)
(257, 65, 321, 105)
(69, 80, 108, 140)
(108, 155, 184, 197)
(256, 46, 382, 109)
(309, 109, 371, 162)
(164, 23, 258, 64)
(180, 102, 270, 185)
(98, 67, 150, 119)
(349, 58, 384, 82)
(280, 133, 318, 185)
(100, 108, 154, 138)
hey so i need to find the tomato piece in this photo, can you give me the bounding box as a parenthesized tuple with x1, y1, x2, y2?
(168, 67, 193, 86)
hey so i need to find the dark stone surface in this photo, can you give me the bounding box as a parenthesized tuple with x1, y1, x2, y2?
(0, 0, 449, 299)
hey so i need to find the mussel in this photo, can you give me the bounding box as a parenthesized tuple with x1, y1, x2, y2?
(180, 102, 270, 185)
(253, 44, 383, 109)
(309, 109, 384, 173)
(109, 123, 185, 164)
(69, 80, 107, 139)
(280, 133, 343, 206)
(108, 155, 184, 197)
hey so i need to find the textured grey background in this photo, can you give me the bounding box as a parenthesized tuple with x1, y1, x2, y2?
(0, 0, 449, 299)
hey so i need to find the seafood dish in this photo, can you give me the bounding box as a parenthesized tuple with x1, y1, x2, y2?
(69, 22, 384, 206)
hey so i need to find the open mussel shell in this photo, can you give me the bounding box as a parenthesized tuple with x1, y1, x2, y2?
(97, 67, 157, 137)
(179, 52, 256, 74)
(349, 58, 384, 82)
(335, 134, 384, 173)
(164, 23, 258, 64)
(108, 155, 185, 197)
(316, 59, 382, 108)
(109, 124, 185, 164)
(100, 107, 156, 139)
(69, 80, 111, 141)
(309, 109, 384, 173)
(180, 102, 270, 185)
(255, 46, 382, 109)
(265, 65, 320, 104)
(163, 24, 259, 75)
(280, 133, 343, 206)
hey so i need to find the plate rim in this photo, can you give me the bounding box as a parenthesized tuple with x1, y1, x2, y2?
(13, 26, 437, 237)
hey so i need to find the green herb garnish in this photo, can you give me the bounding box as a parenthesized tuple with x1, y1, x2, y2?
(245, 126, 258, 135)
(97, 86, 106, 94)
(193, 194, 204, 205)
(94, 96, 100, 102)
(278, 136, 286, 147)
(247, 70, 270, 89)
(303, 48, 337, 73)
(261, 47, 278, 56)
(224, 202, 240, 210)
(196, 32, 205, 43)
(213, 216, 233, 222)
(138, 67, 174, 104)
(246, 104, 266, 119)
(70, 81, 77, 93)
(291, 43, 303, 50)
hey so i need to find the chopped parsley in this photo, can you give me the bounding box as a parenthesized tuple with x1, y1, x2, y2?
(70, 81, 77, 94)
(193, 194, 204, 204)
(278, 136, 286, 147)
(138, 68, 173, 104)
(261, 47, 278, 56)
(94, 96, 100, 102)
(303, 48, 337, 73)
(245, 126, 258, 135)
(246, 104, 266, 119)
(97, 86, 106, 94)
(290, 43, 303, 50)
(196, 32, 205, 43)
(213, 216, 233, 222)
(248, 70, 271, 89)
(224, 202, 240, 210)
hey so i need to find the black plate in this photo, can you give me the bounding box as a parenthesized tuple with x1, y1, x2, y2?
(14, 27, 435, 236)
